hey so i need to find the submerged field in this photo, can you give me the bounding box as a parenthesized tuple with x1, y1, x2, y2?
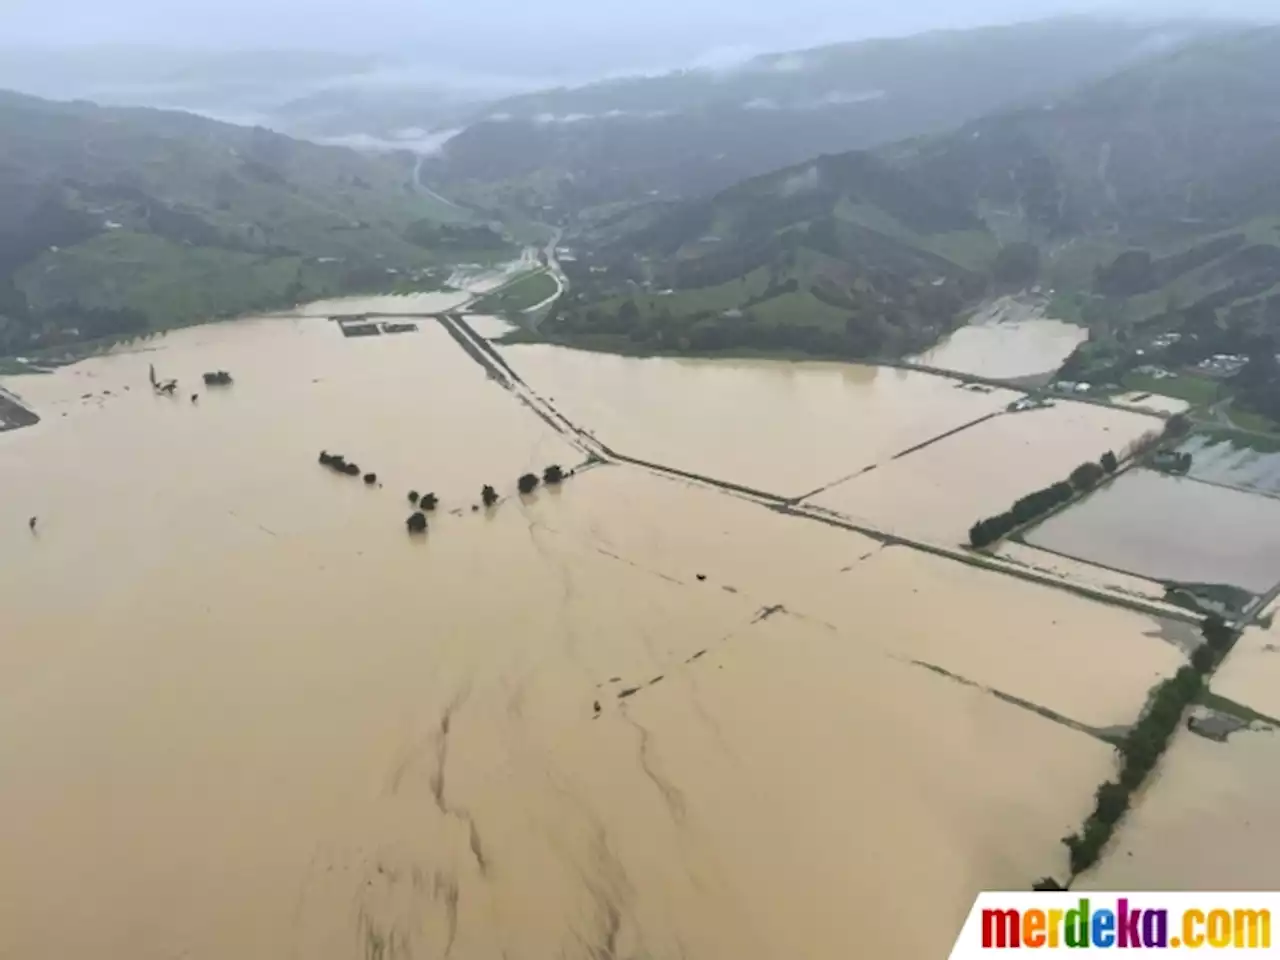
(1025, 468, 1280, 594)
(806, 401, 1160, 544)
(498, 343, 1021, 497)
(1081, 614, 1280, 891)
(1178, 433, 1280, 496)
(1081, 617, 1280, 892)
(0, 306, 1203, 958)
(909, 299, 1087, 380)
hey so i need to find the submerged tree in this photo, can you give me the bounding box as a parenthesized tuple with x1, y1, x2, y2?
(1069, 461, 1105, 492)
(1100, 450, 1118, 473)
(543, 464, 565, 485)
(363, 472, 377, 485)
(408, 490, 420, 504)
(481, 485, 498, 507)
(517, 473, 539, 494)
(406, 511, 428, 533)
(420, 492, 439, 511)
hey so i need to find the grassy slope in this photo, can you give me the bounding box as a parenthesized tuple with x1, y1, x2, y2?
(1, 90, 507, 346)
(1121, 370, 1223, 405)
(16, 232, 305, 319)
(471, 269, 558, 313)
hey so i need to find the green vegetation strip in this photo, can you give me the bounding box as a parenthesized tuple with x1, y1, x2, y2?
(1036, 617, 1236, 890)
(471, 270, 558, 314)
(969, 454, 1118, 548)
(970, 415, 1191, 549)
(1122, 371, 1222, 406)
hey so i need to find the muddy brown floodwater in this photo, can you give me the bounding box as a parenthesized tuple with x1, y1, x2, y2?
(1080, 614, 1280, 890)
(908, 299, 1087, 379)
(1026, 468, 1280, 594)
(808, 401, 1160, 544)
(0, 313, 1191, 958)
(496, 344, 1021, 497)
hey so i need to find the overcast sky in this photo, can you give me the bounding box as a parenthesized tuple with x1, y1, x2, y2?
(1, 0, 1276, 79)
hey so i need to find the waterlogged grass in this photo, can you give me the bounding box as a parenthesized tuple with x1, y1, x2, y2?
(1121, 371, 1221, 407)
(1198, 426, 1280, 454)
(1228, 408, 1280, 434)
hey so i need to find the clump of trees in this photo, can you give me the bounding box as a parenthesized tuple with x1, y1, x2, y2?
(969, 480, 1074, 547)
(543, 464, 564, 485)
(406, 511, 428, 534)
(1164, 413, 1192, 439)
(517, 473, 540, 494)
(202, 371, 233, 386)
(318, 450, 361, 476)
(1069, 461, 1105, 491)
(969, 450, 1122, 548)
(481, 485, 498, 507)
(1059, 614, 1237, 878)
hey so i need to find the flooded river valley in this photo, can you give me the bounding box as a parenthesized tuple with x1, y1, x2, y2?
(0, 306, 1222, 956)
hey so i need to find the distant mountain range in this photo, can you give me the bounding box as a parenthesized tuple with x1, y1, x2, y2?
(425, 18, 1227, 216)
(0, 90, 503, 356)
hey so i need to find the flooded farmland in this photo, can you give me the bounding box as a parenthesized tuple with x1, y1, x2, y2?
(1213, 620, 1280, 723)
(909, 297, 1087, 379)
(0, 313, 1196, 958)
(1026, 468, 1280, 594)
(498, 344, 1020, 496)
(1080, 725, 1280, 891)
(1178, 433, 1280, 496)
(807, 401, 1160, 544)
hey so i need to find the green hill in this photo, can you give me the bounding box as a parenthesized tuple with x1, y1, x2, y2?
(531, 152, 1004, 359)
(884, 28, 1280, 393)
(532, 27, 1280, 377)
(0, 90, 511, 356)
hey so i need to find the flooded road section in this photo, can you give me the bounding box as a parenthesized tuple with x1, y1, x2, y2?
(1, 317, 1185, 958)
(498, 344, 1020, 497)
(908, 297, 1087, 379)
(807, 402, 1160, 545)
(1026, 468, 1280, 594)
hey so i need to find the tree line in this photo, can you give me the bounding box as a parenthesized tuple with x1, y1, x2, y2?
(1048, 614, 1236, 886)
(969, 452, 1116, 548)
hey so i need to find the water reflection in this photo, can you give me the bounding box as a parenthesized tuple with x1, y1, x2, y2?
(1027, 469, 1280, 593)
